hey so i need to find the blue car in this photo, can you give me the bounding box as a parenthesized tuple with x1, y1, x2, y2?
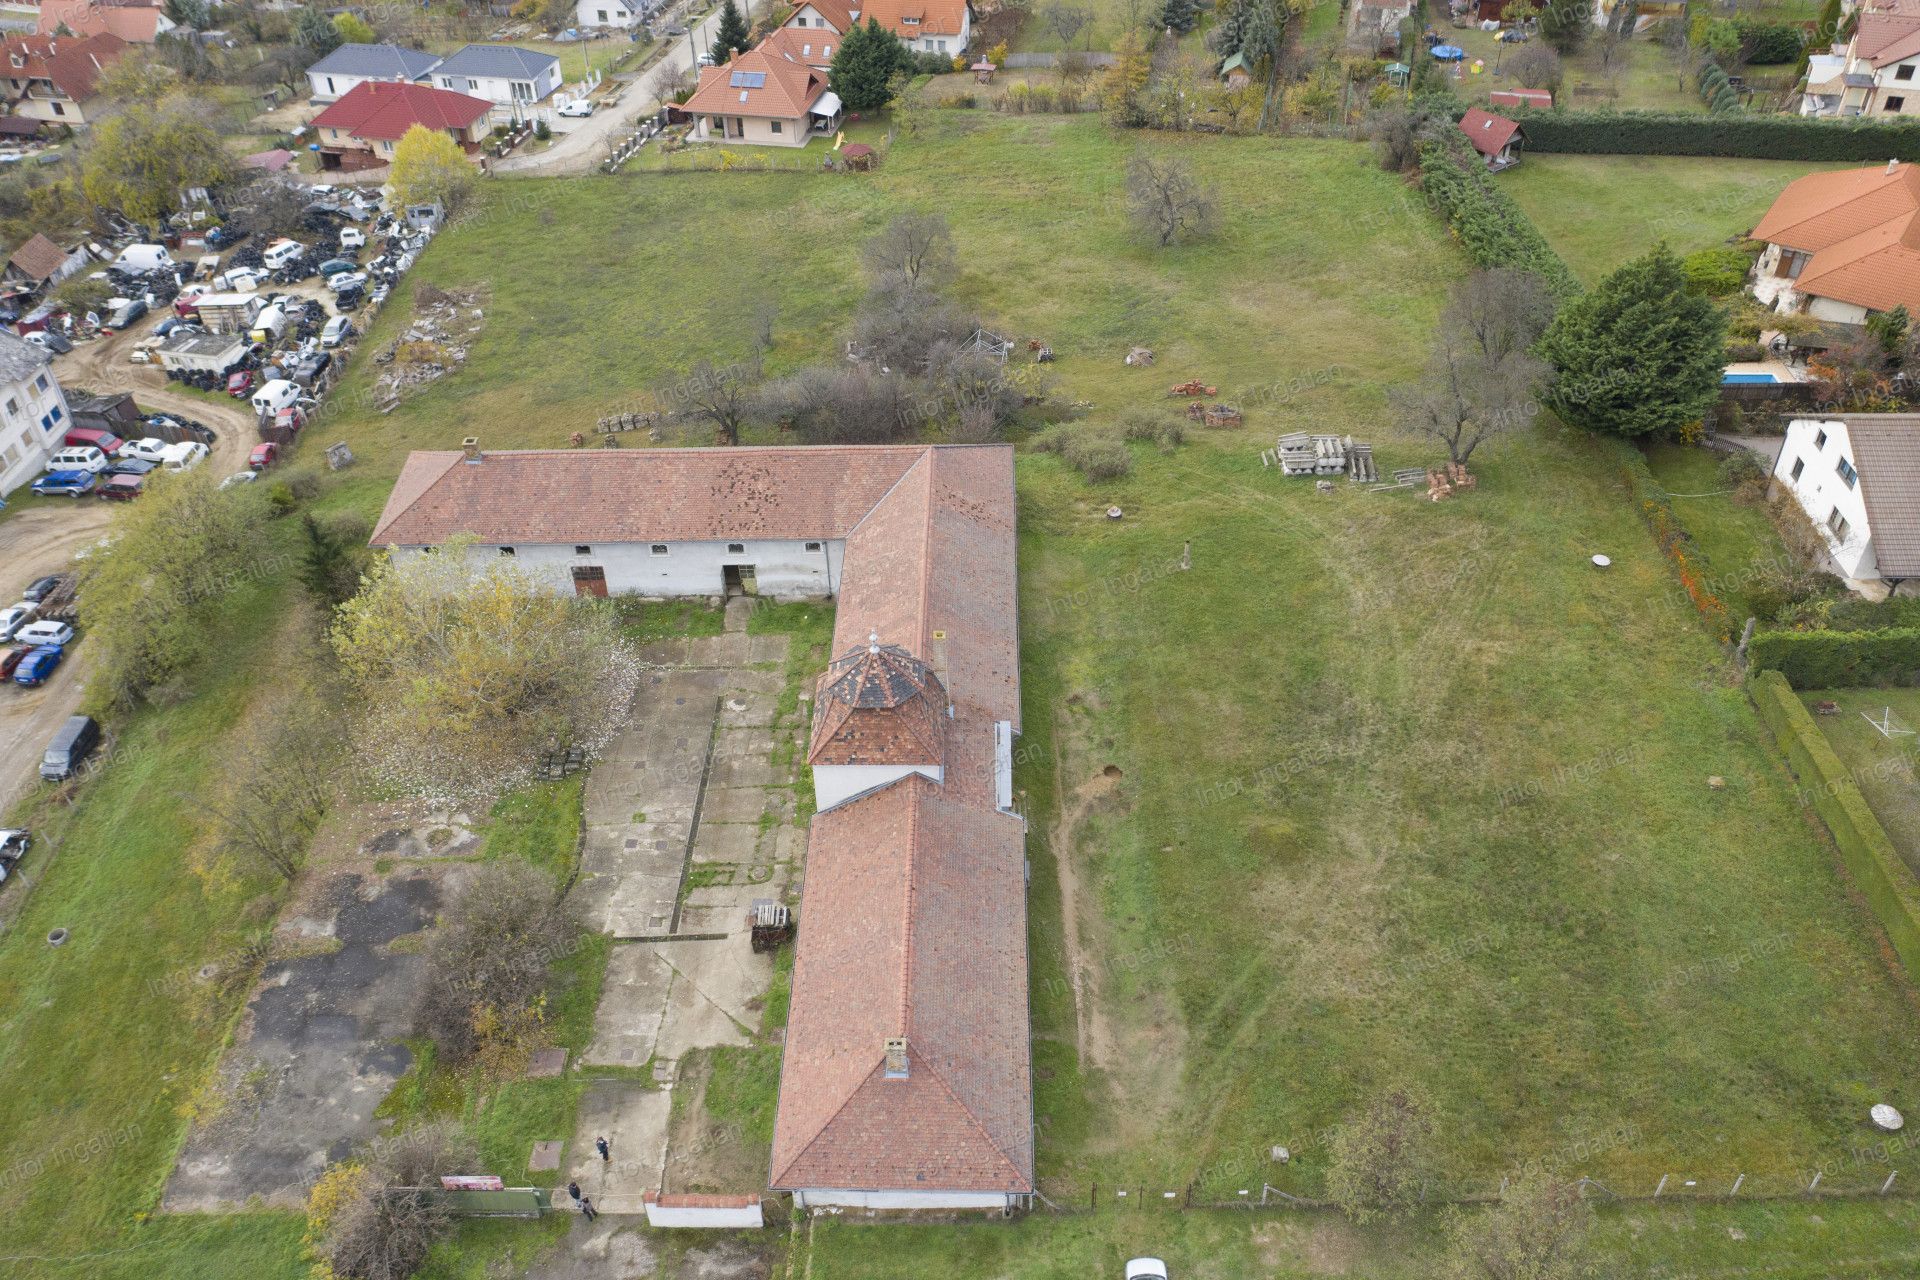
(31, 470, 94, 497)
(13, 645, 62, 687)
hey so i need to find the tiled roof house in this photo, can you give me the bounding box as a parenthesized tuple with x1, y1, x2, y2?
(1751, 161, 1920, 324)
(371, 443, 1032, 1210)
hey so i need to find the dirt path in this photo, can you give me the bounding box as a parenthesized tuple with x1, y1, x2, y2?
(1049, 756, 1122, 1073)
(50, 328, 259, 477)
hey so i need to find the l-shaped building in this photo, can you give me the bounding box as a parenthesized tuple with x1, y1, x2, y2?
(371, 441, 1034, 1211)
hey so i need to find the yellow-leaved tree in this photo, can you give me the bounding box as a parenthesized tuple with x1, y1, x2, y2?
(386, 124, 478, 212)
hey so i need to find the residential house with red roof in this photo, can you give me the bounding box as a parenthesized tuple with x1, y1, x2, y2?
(1, 32, 126, 126)
(1802, 0, 1920, 118)
(759, 25, 839, 72)
(309, 80, 493, 171)
(370, 442, 1033, 1210)
(1457, 106, 1523, 170)
(780, 0, 971, 55)
(1750, 160, 1920, 325)
(34, 0, 173, 44)
(682, 45, 840, 147)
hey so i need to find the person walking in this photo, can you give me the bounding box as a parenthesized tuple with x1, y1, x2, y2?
(595, 1135, 611, 1165)
(567, 1180, 583, 1209)
(580, 1193, 599, 1222)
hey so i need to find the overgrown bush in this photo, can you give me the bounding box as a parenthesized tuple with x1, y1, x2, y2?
(1715, 447, 1768, 498)
(1683, 243, 1754, 297)
(1063, 431, 1132, 480)
(1417, 138, 1580, 298)
(1118, 406, 1185, 451)
(1735, 17, 1806, 64)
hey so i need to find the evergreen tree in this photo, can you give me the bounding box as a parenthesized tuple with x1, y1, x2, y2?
(1539, 0, 1586, 54)
(294, 5, 342, 55)
(712, 0, 751, 63)
(1538, 244, 1726, 439)
(1157, 0, 1200, 34)
(830, 18, 908, 111)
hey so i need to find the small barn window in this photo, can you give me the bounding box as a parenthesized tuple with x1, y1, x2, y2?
(575, 545, 592, 555)
(499, 546, 515, 556)
(728, 542, 745, 554)
(805, 541, 822, 551)
(651, 544, 670, 556)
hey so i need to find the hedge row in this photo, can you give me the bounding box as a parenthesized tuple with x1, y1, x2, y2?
(1747, 627, 1920, 686)
(1508, 109, 1920, 161)
(1620, 449, 1734, 644)
(1416, 139, 1580, 298)
(1750, 670, 1920, 978)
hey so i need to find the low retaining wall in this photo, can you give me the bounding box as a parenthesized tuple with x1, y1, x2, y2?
(1749, 670, 1920, 977)
(642, 1190, 764, 1228)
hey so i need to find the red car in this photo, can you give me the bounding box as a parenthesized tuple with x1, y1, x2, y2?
(0, 647, 29, 681)
(249, 442, 278, 470)
(64, 427, 123, 456)
(227, 370, 254, 397)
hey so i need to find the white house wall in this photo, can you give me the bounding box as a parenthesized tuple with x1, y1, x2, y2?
(578, 0, 643, 25)
(813, 763, 943, 811)
(0, 365, 69, 498)
(1774, 418, 1877, 579)
(436, 66, 562, 109)
(415, 537, 846, 599)
(792, 1188, 1014, 1210)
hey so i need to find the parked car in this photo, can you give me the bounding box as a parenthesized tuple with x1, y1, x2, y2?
(0, 828, 28, 876)
(64, 428, 123, 456)
(292, 351, 331, 387)
(321, 315, 354, 348)
(0, 603, 36, 642)
(316, 257, 357, 280)
(340, 225, 367, 249)
(128, 341, 161, 365)
(249, 441, 279, 470)
(226, 369, 255, 397)
(0, 647, 26, 681)
(218, 470, 256, 490)
(14, 644, 63, 688)
(1124, 1262, 1170, 1280)
(103, 297, 147, 330)
(45, 446, 107, 474)
(20, 575, 63, 604)
(153, 315, 187, 338)
(121, 437, 171, 463)
(325, 271, 367, 294)
(559, 97, 595, 117)
(31, 470, 95, 498)
(250, 379, 303, 417)
(160, 441, 209, 472)
(104, 458, 156, 477)
(262, 238, 305, 270)
(25, 330, 71, 354)
(40, 714, 98, 779)
(97, 473, 143, 502)
(16, 620, 73, 648)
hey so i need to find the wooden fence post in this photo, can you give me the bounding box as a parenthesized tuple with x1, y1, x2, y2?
(1654, 1174, 1668, 1197)
(1730, 1173, 1744, 1197)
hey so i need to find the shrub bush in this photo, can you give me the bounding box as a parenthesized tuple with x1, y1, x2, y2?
(1505, 108, 1920, 160)
(1064, 431, 1133, 480)
(1417, 139, 1580, 298)
(1735, 17, 1806, 64)
(1684, 243, 1754, 296)
(1748, 628, 1920, 685)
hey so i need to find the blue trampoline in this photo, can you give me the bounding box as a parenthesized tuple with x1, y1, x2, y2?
(1431, 44, 1465, 60)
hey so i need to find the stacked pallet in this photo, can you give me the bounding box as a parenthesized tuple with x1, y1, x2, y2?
(1274, 432, 1360, 476)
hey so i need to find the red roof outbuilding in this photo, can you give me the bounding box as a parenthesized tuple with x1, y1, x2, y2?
(1459, 106, 1522, 158)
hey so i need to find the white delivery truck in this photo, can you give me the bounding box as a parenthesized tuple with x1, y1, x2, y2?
(114, 244, 174, 273)
(250, 379, 302, 418)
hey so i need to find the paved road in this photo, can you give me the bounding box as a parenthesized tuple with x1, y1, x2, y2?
(499, 0, 764, 177)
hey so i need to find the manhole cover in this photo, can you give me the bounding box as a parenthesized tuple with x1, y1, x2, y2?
(728, 699, 747, 712)
(47, 928, 68, 947)
(649, 914, 668, 930)
(625, 838, 640, 850)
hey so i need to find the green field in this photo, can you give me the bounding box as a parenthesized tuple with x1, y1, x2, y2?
(5, 110, 1920, 1278)
(1506, 153, 1849, 285)
(1799, 687, 1920, 883)
(1644, 441, 1794, 624)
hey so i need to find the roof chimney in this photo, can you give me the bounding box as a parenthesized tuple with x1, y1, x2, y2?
(868, 630, 880, 655)
(883, 1037, 908, 1079)
(461, 436, 482, 463)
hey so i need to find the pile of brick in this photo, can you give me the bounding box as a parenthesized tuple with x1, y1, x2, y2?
(1426, 462, 1478, 501)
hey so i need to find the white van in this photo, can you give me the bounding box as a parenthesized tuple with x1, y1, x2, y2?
(250, 379, 302, 417)
(45, 446, 107, 474)
(160, 441, 208, 472)
(114, 244, 173, 273)
(261, 239, 304, 270)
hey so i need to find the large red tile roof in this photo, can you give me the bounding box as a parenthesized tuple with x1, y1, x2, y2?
(683, 45, 826, 119)
(1, 32, 126, 102)
(310, 79, 492, 143)
(369, 445, 929, 546)
(1752, 163, 1920, 315)
(861, 0, 968, 37)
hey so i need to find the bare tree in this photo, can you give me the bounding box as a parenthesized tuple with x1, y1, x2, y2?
(1055, 48, 1093, 87)
(1367, 104, 1449, 173)
(313, 1124, 481, 1280)
(678, 353, 762, 445)
(1041, 1, 1094, 47)
(1390, 270, 1553, 467)
(1440, 1174, 1598, 1280)
(1502, 42, 1562, 94)
(861, 211, 957, 293)
(1125, 148, 1218, 247)
(1326, 1086, 1437, 1223)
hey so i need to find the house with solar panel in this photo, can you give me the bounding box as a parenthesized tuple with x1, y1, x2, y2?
(681, 45, 842, 146)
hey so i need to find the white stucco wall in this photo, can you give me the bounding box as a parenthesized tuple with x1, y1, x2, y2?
(1774, 418, 1877, 579)
(793, 1188, 1015, 1210)
(436, 64, 561, 108)
(578, 0, 642, 25)
(306, 70, 398, 101)
(643, 1200, 763, 1227)
(405, 536, 846, 600)
(1808, 295, 1872, 325)
(813, 762, 943, 811)
(787, 4, 844, 30)
(694, 112, 811, 146)
(0, 364, 70, 499)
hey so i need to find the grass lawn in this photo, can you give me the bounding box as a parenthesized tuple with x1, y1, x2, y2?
(1643, 442, 1794, 624)
(1506, 153, 1851, 285)
(1436, 25, 1701, 115)
(1797, 687, 1920, 883)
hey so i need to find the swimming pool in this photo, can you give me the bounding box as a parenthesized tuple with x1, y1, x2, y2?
(1722, 372, 1782, 385)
